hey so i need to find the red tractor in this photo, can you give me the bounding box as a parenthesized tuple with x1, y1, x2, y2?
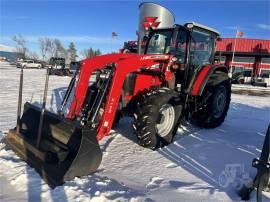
(4, 22, 231, 187)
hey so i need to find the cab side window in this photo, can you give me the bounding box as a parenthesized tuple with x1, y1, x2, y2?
(174, 31, 188, 64)
(190, 29, 214, 67)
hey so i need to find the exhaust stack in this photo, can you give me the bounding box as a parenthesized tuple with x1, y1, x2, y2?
(138, 2, 175, 54)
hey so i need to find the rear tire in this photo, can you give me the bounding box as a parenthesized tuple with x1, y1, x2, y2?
(133, 87, 181, 149)
(193, 79, 231, 128)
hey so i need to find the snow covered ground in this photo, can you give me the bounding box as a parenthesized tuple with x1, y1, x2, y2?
(0, 61, 269, 202)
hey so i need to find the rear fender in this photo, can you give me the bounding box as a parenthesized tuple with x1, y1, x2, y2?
(191, 65, 229, 96)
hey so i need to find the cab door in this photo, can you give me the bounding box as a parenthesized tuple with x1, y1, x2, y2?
(171, 29, 189, 89)
(185, 28, 215, 92)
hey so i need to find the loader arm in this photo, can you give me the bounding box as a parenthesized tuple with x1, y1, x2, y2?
(67, 53, 171, 140)
(67, 53, 130, 119)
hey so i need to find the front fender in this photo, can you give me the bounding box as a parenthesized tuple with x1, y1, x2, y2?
(191, 64, 229, 96)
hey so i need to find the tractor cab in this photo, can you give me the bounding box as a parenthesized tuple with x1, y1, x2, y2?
(144, 22, 220, 67)
(144, 22, 220, 89)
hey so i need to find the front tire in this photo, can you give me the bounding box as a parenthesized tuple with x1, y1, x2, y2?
(193, 79, 231, 128)
(133, 88, 182, 149)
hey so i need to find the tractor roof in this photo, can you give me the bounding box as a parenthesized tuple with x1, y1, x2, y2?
(184, 22, 220, 36)
(151, 22, 220, 37)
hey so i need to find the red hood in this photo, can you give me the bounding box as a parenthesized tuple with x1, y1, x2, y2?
(82, 53, 171, 65)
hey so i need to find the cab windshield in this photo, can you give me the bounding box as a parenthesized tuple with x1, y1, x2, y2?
(145, 30, 174, 54)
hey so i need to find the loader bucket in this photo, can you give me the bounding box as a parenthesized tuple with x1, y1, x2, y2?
(3, 102, 102, 188)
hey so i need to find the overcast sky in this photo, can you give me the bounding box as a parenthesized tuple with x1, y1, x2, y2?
(1, 0, 269, 57)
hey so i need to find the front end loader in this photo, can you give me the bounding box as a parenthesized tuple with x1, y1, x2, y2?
(3, 22, 231, 187)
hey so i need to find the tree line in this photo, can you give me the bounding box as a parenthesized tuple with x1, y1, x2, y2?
(12, 34, 102, 62)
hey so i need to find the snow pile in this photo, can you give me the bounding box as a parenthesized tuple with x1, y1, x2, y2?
(232, 84, 270, 90)
(0, 62, 269, 201)
(232, 84, 270, 96)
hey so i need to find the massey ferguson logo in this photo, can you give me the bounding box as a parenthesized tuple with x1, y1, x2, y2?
(143, 17, 160, 30)
(140, 55, 169, 60)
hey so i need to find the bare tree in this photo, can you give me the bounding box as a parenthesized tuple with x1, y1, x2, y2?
(39, 37, 57, 61)
(81, 48, 93, 58)
(47, 38, 56, 59)
(39, 38, 68, 61)
(39, 38, 48, 61)
(12, 34, 27, 59)
(81, 48, 102, 58)
(28, 51, 39, 60)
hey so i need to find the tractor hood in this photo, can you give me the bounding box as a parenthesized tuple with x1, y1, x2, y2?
(82, 53, 171, 68)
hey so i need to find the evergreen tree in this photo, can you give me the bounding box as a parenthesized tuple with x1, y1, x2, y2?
(95, 49, 101, 56)
(68, 42, 77, 62)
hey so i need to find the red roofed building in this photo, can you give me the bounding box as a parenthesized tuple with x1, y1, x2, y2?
(215, 38, 270, 77)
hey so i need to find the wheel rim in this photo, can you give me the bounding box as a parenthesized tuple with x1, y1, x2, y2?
(213, 86, 227, 118)
(156, 104, 175, 137)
